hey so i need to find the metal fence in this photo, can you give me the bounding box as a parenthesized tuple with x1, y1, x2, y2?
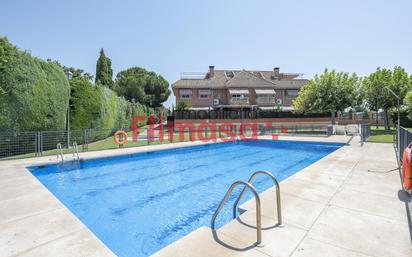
(259, 124, 330, 137)
(172, 110, 331, 120)
(397, 126, 412, 163)
(0, 123, 333, 160)
(360, 123, 371, 143)
(0, 128, 119, 159)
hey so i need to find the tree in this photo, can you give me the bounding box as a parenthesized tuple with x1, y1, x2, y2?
(293, 69, 360, 124)
(363, 66, 410, 131)
(49, 60, 94, 81)
(95, 48, 114, 89)
(176, 99, 191, 111)
(115, 67, 170, 108)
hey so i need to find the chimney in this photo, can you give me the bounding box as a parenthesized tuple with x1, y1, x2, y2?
(209, 66, 215, 78)
(273, 67, 280, 79)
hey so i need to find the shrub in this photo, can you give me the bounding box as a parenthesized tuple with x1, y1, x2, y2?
(176, 99, 191, 111)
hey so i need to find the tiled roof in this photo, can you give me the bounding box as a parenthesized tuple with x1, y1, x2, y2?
(172, 69, 309, 90)
(225, 70, 275, 87)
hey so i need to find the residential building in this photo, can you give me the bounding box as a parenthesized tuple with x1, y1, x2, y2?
(172, 66, 309, 111)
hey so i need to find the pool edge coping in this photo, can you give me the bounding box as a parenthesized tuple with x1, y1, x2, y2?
(0, 135, 350, 257)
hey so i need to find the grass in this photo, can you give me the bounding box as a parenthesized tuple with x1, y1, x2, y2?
(367, 126, 395, 143)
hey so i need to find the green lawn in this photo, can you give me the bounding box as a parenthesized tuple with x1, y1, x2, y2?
(367, 126, 395, 143)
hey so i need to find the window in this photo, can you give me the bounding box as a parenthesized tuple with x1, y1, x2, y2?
(286, 90, 299, 96)
(231, 94, 242, 99)
(179, 89, 192, 100)
(224, 71, 235, 79)
(198, 89, 211, 99)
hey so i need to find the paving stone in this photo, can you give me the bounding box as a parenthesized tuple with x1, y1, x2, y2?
(152, 227, 271, 257)
(240, 191, 324, 230)
(330, 187, 407, 223)
(16, 229, 116, 257)
(0, 209, 85, 257)
(219, 211, 306, 257)
(291, 238, 372, 257)
(0, 189, 63, 224)
(307, 206, 412, 257)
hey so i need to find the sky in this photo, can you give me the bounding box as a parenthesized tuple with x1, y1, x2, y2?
(1, 0, 411, 107)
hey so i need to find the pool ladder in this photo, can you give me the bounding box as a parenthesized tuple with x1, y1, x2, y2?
(211, 171, 282, 245)
(56, 142, 80, 162)
(72, 142, 80, 161)
(56, 143, 64, 162)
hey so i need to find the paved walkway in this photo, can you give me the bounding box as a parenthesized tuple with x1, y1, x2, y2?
(0, 137, 411, 257)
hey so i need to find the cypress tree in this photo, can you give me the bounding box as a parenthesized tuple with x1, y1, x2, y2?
(95, 48, 114, 89)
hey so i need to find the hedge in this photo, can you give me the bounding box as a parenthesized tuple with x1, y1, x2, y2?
(0, 37, 70, 132)
(69, 79, 103, 130)
(0, 37, 159, 135)
(69, 79, 154, 132)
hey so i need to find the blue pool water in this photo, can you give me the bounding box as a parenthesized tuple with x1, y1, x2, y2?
(29, 140, 342, 257)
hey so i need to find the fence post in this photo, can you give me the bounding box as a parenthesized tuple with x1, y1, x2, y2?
(147, 128, 150, 145)
(34, 132, 38, 157)
(401, 127, 407, 162)
(83, 130, 87, 152)
(40, 132, 43, 156)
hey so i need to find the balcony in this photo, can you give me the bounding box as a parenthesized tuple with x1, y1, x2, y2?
(257, 97, 276, 105)
(230, 98, 249, 105)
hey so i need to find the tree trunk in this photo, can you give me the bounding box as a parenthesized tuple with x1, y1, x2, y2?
(331, 111, 336, 125)
(383, 108, 389, 132)
(375, 110, 379, 129)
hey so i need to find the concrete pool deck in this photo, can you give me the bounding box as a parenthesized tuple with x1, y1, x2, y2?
(0, 136, 411, 257)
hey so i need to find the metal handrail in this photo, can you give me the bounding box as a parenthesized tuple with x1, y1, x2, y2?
(211, 180, 262, 245)
(56, 143, 64, 162)
(233, 171, 282, 225)
(72, 142, 80, 161)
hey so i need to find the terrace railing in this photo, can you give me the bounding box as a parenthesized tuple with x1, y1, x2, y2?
(256, 97, 276, 105)
(230, 98, 249, 105)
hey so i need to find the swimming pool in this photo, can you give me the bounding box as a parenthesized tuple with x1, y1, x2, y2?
(29, 140, 342, 257)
